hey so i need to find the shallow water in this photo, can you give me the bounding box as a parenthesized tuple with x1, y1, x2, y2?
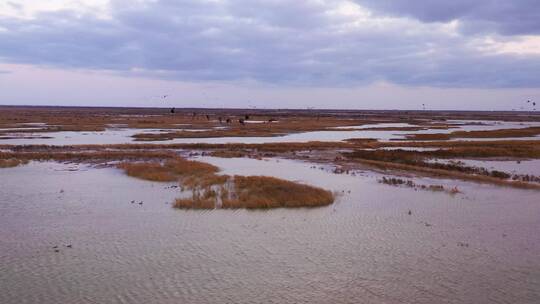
(431, 158, 540, 176)
(332, 123, 416, 129)
(1, 120, 539, 145)
(1, 160, 539, 304)
(398, 120, 540, 139)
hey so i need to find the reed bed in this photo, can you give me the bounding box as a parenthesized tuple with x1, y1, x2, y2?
(221, 176, 335, 209)
(118, 158, 219, 183)
(404, 126, 540, 141)
(174, 197, 216, 209)
(344, 149, 540, 185)
(0, 150, 178, 163)
(351, 158, 540, 189)
(0, 140, 365, 154)
(116, 156, 334, 209)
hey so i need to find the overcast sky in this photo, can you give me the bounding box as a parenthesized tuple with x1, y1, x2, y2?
(1, 0, 539, 110)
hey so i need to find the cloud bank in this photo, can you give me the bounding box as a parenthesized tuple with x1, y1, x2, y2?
(0, 0, 539, 88)
(354, 0, 540, 35)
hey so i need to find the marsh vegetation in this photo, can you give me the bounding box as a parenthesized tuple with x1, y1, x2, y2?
(0, 158, 28, 168)
(118, 157, 335, 209)
(1, 106, 539, 191)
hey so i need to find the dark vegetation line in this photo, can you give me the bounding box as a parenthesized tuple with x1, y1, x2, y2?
(403, 126, 540, 141)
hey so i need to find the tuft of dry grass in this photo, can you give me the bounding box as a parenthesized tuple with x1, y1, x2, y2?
(117, 157, 219, 183)
(117, 162, 177, 182)
(0, 158, 28, 168)
(164, 158, 219, 176)
(172, 174, 335, 210)
(221, 175, 334, 209)
(181, 173, 229, 190)
(174, 197, 216, 209)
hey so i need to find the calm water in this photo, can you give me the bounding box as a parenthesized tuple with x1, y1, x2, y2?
(1, 159, 540, 303)
(431, 158, 540, 176)
(2, 121, 539, 145)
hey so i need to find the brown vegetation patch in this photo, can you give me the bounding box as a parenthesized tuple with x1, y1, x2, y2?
(132, 129, 285, 141)
(118, 162, 178, 182)
(174, 197, 216, 209)
(0, 140, 363, 153)
(350, 158, 540, 189)
(402, 133, 452, 140)
(367, 140, 540, 159)
(0, 158, 28, 168)
(343, 149, 540, 187)
(404, 127, 540, 141)
(118, 158, 219, 183)
(115, 157, 334, 209)
(0, 150, 178, 163)
(221, 176, 334, 209)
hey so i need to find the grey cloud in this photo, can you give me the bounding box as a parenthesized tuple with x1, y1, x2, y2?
(6, 1, 23, 10)
(354, 0, 540, 35)
(0, 0, 539, 87)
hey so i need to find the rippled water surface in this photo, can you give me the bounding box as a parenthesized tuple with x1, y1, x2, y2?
(2, 160, 540, 304)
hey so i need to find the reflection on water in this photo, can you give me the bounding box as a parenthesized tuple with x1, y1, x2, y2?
(1, 160, 539, 303)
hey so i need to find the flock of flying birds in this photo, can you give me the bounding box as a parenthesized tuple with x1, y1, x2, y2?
(512, 100, 537, 111)
(155, 94, 537, 112)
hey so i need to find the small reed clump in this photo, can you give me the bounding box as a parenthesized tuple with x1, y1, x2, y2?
(0, 158, 28, 168)
(379, 176, 460, 195)
(221, 175, 335, 209)
(117, 158, 219, 182)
